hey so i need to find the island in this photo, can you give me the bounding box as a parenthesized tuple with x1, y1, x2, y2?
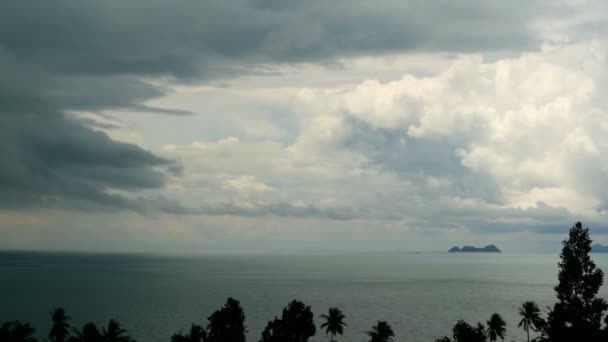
(591, 244, 608, 253)
(448, 245, 501, 253)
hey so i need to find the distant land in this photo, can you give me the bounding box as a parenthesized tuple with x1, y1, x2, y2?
(591, 244, 608, 253)
(449, 245, 501, 253)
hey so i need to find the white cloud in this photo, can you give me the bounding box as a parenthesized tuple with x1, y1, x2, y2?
(224, 175, 274, 194)
(275, 41, 608, 234)
(96, 38, 608, 250)
(218, 136, 241, 145)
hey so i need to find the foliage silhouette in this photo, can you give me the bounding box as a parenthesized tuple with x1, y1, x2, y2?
(206, 297, 247, 342)
(453, 321, 487, 342)
(517, 301, 543, 342)
(259, 300, 316, 342)
(170, 324, 206, 342)
(486, 313, 506, 342)
(67, 322, 101, 342)
(604, 314, 608, 338)
(319, 307, 347, 342)
(101, 319, 135, 342)
(542, 222, 608, 342)
(435, 320, 487, 342)
(0, 321, 37, 342)
(259, 317, 282, 342)
(366, 321, 394, 342)
(49, 308, 71, 342)
(434, 338, 451, 342)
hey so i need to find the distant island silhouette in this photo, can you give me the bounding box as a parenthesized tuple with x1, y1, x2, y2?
(448, 245, 501, 253)
(592, 244, 608, 253)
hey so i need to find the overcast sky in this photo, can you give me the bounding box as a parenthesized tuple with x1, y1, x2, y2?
(1, 0, 608, 253)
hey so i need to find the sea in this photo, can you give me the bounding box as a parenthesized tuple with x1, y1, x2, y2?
(2, 251, 608, 342)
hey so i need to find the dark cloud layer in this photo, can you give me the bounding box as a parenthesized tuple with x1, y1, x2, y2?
(1, 0, 541, 78)
(0, 0, 545, 212)
(197, 201, 360, 220)
(0, 47, 175, 211)
(0, 113, 173, 211)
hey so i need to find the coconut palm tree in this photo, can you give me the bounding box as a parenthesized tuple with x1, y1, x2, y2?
(101, 319, 135, 342)
(486, 313, 506, 342)
(320, 308, 347, 342)
(49, 308, 71, 342)
(518, 301, 543, 342)
(68, 322, 101, 342)
(366, 321, 394, 342)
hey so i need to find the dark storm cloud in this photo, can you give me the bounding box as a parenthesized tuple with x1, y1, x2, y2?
(47, 76, 194, 115)
(0, 113, 172, 210)
(1, 0, 542, 78)
(0, 0, 544, 211)
(0, 47, 176, 211)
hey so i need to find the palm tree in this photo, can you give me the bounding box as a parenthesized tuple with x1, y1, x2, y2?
(49, 308, 71, 342)
(518, 301, 543, 342)
(320, 308, 347, 342)
(486, 313, 506, 342)
(366, 321, 394, 342)
(14, 322, 37, 342)
(101, 319, 135, 342)
(68, 322, 101, 342)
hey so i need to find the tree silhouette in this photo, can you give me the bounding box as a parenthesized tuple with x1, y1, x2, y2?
(435, 320, 487, 342)
(170, 334, 187, 342)
(280, 300, 316, 342)
(259, 300, 316, 342)
(1, 321, 37, 342)
(366, 321, 394, 342)
(453, 321, 486, 342)
(319, 307, 347, 342)
(486, 313, 506, 342)
(543, 222, 607, 342)
(206, 297, 246, 342)
(434, 338, 451, 342)
(259, 317, 283, 342)
(67, 322, 101, 342)
(171, 324, 207, 342)
(518, 301, 543, 342)
(604, 314, 608, 339)
(49, 308, 71, 342)
(101, 319, 135, 342)
(0, 322, 10, 341)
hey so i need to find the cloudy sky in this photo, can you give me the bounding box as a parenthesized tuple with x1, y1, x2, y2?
(2, 0, 608, 253)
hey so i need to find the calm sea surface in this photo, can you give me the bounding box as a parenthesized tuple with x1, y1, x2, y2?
(2, 252, 608, 342)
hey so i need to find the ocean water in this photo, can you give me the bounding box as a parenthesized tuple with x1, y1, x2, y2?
(2, 252, 608, 342)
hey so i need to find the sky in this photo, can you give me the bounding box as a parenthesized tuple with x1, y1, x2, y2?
(1, 0, 608, 253)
